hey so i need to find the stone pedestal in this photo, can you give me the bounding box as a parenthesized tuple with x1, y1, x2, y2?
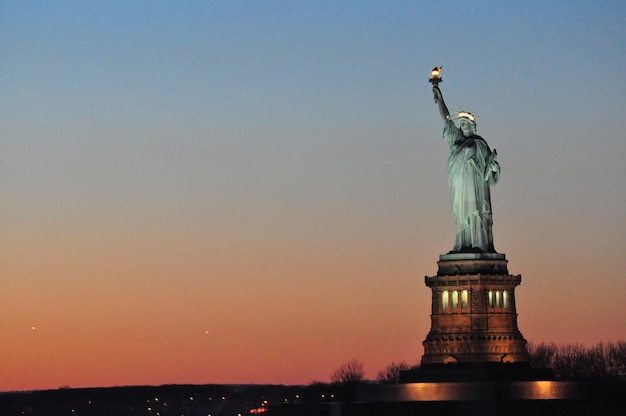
(421, 253, 529, 365)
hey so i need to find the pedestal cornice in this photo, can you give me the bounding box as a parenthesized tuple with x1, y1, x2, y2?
(437, 253, 509, 276)
(425, 273, 521, 288)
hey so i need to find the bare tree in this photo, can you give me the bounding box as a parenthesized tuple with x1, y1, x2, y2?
(606, 340, 626, 377)
(527, 341, 557, 371)
(331, 359, 366, 384)
(376, 361, 412, 383)
(554, 343, 593, 379)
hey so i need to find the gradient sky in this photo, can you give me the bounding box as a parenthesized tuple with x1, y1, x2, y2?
(2, 0, 625, 392)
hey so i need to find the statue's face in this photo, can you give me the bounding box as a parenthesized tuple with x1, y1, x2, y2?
(459, 118, 476, 137)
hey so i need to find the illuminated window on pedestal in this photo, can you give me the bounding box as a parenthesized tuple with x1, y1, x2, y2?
(441, 290, 470, 311)
(488, 290, 510, 309)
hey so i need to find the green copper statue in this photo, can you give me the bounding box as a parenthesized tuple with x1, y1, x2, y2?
(432, 83, 500, 253)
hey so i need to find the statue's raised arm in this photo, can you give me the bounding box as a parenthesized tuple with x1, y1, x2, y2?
(432, 86, 451, 123)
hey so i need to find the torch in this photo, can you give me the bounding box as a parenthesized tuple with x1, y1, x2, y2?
(429, 66, 442, 86)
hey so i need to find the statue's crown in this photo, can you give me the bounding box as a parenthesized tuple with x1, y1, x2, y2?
(457, 111, 476, 123)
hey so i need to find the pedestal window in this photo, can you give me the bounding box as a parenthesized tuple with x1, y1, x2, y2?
(461, 290, 468, 308)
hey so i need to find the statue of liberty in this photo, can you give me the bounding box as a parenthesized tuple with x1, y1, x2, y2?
(432, 83, 500, 253)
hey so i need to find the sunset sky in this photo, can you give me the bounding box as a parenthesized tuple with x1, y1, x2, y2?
(2, 0, 625, 392)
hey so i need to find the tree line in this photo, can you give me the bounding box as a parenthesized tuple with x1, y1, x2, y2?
(330, 340, 626, 384)
(527, 340, 626, 379)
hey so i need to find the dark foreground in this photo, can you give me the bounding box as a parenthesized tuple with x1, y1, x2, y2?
(0, 384, 307, 416)
(273, 378, 626, 416)
(2, 378, 624, 416)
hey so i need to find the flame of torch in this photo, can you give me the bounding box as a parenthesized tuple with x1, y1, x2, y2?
(429, 66, 442, 86)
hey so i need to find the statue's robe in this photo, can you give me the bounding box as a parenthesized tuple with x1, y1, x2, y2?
(443, 121, 500, 253)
